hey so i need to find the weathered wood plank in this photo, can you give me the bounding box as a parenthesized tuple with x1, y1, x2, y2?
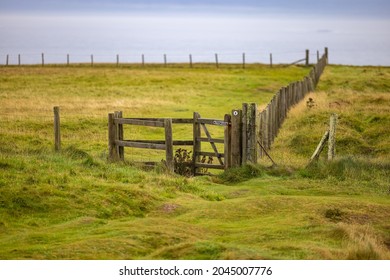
(114, 118, 165, 127)
(197, 118, 228, 126)
(198, 151, 224, 158)
(196, 137, 225, 144)
(195, 163, 225, 170)
(116, 140, 166, 150)
(201, 123, 224, 165)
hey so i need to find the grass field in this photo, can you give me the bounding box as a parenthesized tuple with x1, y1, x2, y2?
(0, 64, 389, 259)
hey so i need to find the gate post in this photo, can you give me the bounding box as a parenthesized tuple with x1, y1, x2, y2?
(231, 109, 242, 167)
(242, 103, 258, 165)
(114, 111, 124, 161)
(224, 114, 232, 169)
(192, 112, 201, 175)
(164, 118, 174, 172)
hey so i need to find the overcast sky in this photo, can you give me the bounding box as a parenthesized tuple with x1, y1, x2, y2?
(1, 0, 389, 18)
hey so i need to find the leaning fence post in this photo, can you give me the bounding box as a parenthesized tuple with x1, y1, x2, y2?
(164, 118, 174, 172)
(54, 106, 61, 152)
(328, 113, 337, 161)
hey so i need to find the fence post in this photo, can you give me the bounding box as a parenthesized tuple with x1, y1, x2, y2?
(325, 47, 329, 64)
(18, 54, 21, 66)
(270, 53, 273, 67)
(116, 54, 119, 67)
(114, 111, 124, 160)
(67, 54, 70, 66)
(108, 113, 118, 161)
(192, 112, 201, 175)
(241, 103, 248, 164)
(248, 103, 258, 163)
(224, 114, 232, 169)
(142, 54, 145, 66)
(53, 106, 61, 152)
(305, 49, 310, 66)
(189, 54, 193, 68)
(164, 118, 174, 172)
(42, 53, 44, 66)
(231, 109, 242, 167)
(328, 113, 337, 161)
(317, 50, 320, 63)
(91, 54, 94, 67)
(215, 53, 219, 68)
(6, 54, 9, 66)
(164, 54, 167, 67)
(242, 53, 246, 69)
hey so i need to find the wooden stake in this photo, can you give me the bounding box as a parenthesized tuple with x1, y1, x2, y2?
(164, 118, 174, 172)
(308, 130, 329, 166)
(215, 53, 219, 68)
(328, 113, 337, 161)
(192, 112, 201, 175)
(53, 106, 61, 152)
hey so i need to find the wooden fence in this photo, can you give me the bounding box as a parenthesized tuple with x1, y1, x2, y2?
(107, 48, 329, 173)
(108, 111, 244, 175)
(257, 48, 328, 157)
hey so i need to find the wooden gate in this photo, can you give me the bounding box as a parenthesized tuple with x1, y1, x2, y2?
(192, 112, 232, 175)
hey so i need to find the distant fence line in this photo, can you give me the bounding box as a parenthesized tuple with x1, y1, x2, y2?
(2, 49, 323, 68)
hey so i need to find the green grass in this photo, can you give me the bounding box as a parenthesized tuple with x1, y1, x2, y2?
(0, 64, 389, 259)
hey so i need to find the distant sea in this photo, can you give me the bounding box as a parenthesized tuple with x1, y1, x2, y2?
(1, 14, 389, 66)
